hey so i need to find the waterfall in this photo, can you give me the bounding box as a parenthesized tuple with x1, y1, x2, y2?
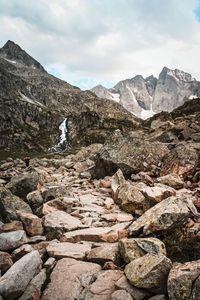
(48, 118, 68, 151)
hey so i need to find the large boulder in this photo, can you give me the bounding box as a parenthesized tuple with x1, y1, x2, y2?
(87, 243, 119, 265)
(0, 187, 32, 222)
(128, 196, 190, 237)
(17, 211, 43, 236)
(26, 190, 44, 213)
(155, 174, 184, 189)
(94, 130, 169, 177)
(6, 172, 40, 199)
(167, 259, 200, 300)
(111, 169, 126, 202)
(0, 251, 41, 300)
(125, 253, 172, 294)
(42, 258, 101, 300)
(119, 237, 166, 263)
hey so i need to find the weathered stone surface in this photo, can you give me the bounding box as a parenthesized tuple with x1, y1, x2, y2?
(125, 253, 172, 293)
(111, 289, 133, 300)
(40, 186, 68, 202)
(111, 169, 125, 202)
(119, 237, 166, 263)
(17, 211, 43, 236)
(1, 220, 23, 232)
(74, 159, 95, 173)
(167, 259, 200, 300)
(0, 251, 13, 273)
(128, 196, 190, 237)
(47, 241, 91, 260)
(26, 190, 44, 213)
(0, 187, 32, 222)
(11, 244, 33, 262)
(190, 275, 200, 300)
(43, 210, 82, 239)
(87, 243, 119, 265)
(101, 212, 133, 223)
(156, 174, 184, 189)
(85, 270, 123, 300)
(117, 182, 148, 213)
(18, 269, 46, 300)
(6, 172, 39, 199)
(115, 275, 151, 300)
(0, 251, 41, 300)
(148, 295, 167, 300)
(0, 230, 28, 251)
(40, 198, 74, 215)
(141, 183, 176, 204)
(42, 258, 101, 300)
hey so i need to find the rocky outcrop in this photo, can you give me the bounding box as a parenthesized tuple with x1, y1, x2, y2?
(91, 67, 200, 118)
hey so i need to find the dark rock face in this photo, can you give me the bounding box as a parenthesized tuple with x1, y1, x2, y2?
(0, 41, 138, 157)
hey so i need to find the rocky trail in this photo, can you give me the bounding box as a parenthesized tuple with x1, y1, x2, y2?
(0, 144, 200, 300)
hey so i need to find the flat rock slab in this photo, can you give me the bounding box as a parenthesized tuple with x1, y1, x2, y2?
(87, 243, 119, 265)
(42, 258, 101, 300)
(167, 259, 200, 300)
(128, 196, 190, 237)
(0, 230, 28, 251)
(47, 241, 91, 260)
(42, 210, 82, 239)
(0, 251, 41, 300)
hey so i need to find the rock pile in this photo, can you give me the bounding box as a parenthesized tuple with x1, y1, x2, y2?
(0, 142, 200, 299)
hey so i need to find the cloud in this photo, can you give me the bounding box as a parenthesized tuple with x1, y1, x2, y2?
(0, 0, 200, 89)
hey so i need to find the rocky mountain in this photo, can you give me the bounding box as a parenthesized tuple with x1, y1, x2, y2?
(91, 67, 200, 119)
(0, 41, 138, 158)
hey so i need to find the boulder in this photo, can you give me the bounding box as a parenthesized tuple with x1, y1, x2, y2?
(0, 230, 28, 251)
(141, 183, 176, 204)
(6, 172, 39, 199)
(18, 269, 46, 300)
(74, 159, 95, 173)
(40, 186, 70, 202)
(156, 174, 184, 189)
(85, 270, 123, 300)
(47, 241, 91, 260)
(125, 253, 172, 293)
(0, 251, 13, 273)
(11, 244, 33, 262)
(111, 290, 133, 300)
(17, 211, 43, 236)
(26, 190, 44, 213)
(40, 198, 74, 215)
(87, 243, 119, 265)
(42, 210, 82, 239)
(167, 259, 200, 300)
(128, 196, 190, 237)
(42, 258, 101, 300)
(0, 187, 32, 222)
(117, 182, 148, 213)
(1, 221, 23, 232)
(0, 251, 41, 300)
(119, 237, 166, 263)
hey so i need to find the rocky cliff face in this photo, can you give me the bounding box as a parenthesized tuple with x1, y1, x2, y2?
(91, 67, 200, 118)
(0, 41, 138, 158)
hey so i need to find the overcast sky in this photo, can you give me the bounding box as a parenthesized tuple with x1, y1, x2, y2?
(0, 0, 200, 89)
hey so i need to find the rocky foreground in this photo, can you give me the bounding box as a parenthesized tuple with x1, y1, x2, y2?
(0, 142, 200, 300)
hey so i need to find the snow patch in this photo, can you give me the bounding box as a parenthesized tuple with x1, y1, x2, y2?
(140, 102, 155, 120)
(189, 94, 198, 99)
(110, 92, 120, 102)
(3, 57, 16, 64)
(20, 93, 45, 107)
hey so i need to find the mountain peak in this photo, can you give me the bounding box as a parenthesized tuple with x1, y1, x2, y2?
(0, 40, 45, 71)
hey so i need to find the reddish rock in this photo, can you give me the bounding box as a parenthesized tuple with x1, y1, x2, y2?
(104, 198, 114, 209)
(42, 258, 101, 300)
(141, 183, 176, 204)
(100, 180, 111, 188)
(17, 211, 43, 236)
(1, 221, 23, 232)
(0, 251, 13, 273)
(87, 243, 118, 265)
(111, 290, 133, 300)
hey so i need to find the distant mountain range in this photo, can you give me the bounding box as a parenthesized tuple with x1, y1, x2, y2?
(91, 67, 200, 119)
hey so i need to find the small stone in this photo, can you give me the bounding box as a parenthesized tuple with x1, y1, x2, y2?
(104, 198, 114, 209)
(44, 257, 56, 269)
(111, 290, 133, 300)
(100, 180, 111, 188)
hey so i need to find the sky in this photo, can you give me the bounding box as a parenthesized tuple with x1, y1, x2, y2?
(0, 0, 200, 90)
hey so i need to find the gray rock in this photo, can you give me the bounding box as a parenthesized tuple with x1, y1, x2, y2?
(18, 269, 46, 300)
(0, 230, 28, 251)
(0, 187, 32, 222)
(11, 244, 33, 262)
(0, 250, 41, 299)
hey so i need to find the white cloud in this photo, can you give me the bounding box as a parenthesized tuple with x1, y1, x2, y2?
(0, 0, 200, 89)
